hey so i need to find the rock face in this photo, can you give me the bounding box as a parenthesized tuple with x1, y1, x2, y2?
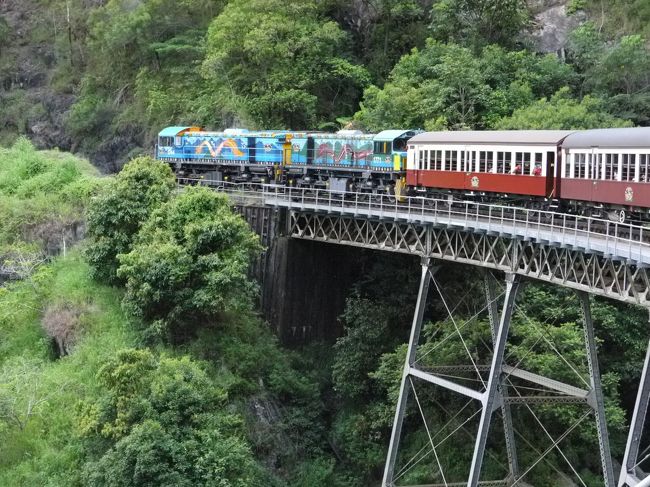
(527, 0, 586, 53)
(238, 204, 367, 344)
(0, 0, 75, 152)
(262, 237, 365, 344)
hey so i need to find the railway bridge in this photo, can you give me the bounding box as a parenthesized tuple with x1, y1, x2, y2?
(194, 180, 650, 487)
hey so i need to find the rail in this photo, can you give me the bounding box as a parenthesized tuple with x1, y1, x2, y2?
(178, 178, 650, 265)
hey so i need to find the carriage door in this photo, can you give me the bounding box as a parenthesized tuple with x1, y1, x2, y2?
(546, 151, 555, 196)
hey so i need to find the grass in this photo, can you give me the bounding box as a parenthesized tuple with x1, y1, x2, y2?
(0, 137, 101, 252)
(0, 253, 136, 486)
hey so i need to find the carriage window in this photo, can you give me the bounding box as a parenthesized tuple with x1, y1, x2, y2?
(622, 154, 631, 182)
(449, 150, 458, 171)
(496, 152, 504, 173)
(504, 152, 512, 174)
(534, 153, 543, 175)
(478, 151, 486, 172)
(460, 151, 472, 172)
(597, 153, 603, 179)
(514, 152, 523, 174)
(513, 152, 532, 174)
(486, 151, 495, 173)
(588, 153, 597, 179)
(604, 154, 613, 180)
(639, 154, 644, 181)
(418, 150, 424, 170)
(435, 150, 443, 170)
(576, 153, 585, 178)
(175, 136, 183, 146)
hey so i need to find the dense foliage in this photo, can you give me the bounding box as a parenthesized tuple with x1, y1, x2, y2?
(85, 157, 175, 284)
(0, 145, 331, 485)
(0, 138, 99, 280)
(118, 186, 262, 340)
(1, 0, 649, 167)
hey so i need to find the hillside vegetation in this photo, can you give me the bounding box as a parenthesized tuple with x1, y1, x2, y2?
(0, 147, 333, 486)
(0, 0, 648, 169)
(2, 0, 650, 485)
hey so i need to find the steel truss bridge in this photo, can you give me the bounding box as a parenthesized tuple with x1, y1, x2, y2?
(185, 179, 650, 487)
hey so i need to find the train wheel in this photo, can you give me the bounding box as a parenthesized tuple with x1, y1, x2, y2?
(619, 209, 626, 224)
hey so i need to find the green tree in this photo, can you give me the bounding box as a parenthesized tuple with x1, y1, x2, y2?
(78, 349, 264, 486)
(494, 88, 633, 129)
(568, 24, 650, 125)
(116, 187, 261, 340)
(430, 0, 528, 51)
(85, 156, 175, 284)
(202, 0, 369, 129)
(354, 41, 576, 131)
(68, 0, 224, 156)
(331, 0, 428, 83)
(332, 297, 393, 400)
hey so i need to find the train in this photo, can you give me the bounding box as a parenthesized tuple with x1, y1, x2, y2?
(156, 126, 650, 223)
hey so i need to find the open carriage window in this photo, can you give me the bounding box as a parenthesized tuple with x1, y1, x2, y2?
(641, 154, 650, 182)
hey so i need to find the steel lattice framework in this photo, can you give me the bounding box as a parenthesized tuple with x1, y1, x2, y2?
(288, 212, 650, 307)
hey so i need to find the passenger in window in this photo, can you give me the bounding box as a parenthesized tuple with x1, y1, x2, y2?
(533, 164, 542, 176)
(512, 164, 522, 175)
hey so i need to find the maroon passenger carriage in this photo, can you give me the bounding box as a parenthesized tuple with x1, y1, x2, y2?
(561, 128, 650, 222)
(406, 130, 572, 202)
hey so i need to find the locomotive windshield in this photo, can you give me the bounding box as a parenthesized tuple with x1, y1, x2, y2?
(159, 136, 173, 147)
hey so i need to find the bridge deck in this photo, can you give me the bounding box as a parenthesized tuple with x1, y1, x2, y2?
(264, 194, 650, 265)
(186, 181, 650, 307)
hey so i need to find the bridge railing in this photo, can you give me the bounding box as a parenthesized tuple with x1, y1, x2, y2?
(177, 178, 650, 263)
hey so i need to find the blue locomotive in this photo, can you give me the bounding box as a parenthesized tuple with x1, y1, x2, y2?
(156, 126, 418, 193)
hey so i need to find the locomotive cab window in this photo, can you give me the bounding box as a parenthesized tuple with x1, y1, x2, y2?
(159, 136, 173, 147)
(393, 138, 407, 152)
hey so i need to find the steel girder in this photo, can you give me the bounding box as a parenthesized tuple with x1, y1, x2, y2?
(287, 211, 650, 307)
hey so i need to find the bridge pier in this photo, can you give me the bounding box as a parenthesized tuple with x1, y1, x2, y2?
(485, 273, 519, 482)
(383, 257, 438, 486)
(619, 316, 650, 487)
(382, 264, 619, 486)
(578, 291, 615, 486)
